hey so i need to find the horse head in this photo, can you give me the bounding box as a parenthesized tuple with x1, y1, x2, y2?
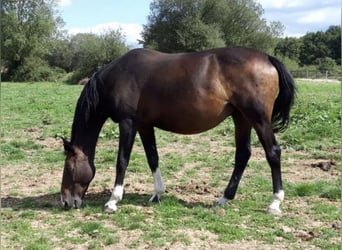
(61, 138, 95, 209)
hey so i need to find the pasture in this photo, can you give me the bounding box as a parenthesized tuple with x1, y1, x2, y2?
(1, 80, 341, 249)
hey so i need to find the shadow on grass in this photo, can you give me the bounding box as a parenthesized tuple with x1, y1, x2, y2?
(1, 192, 61, 211)
(1, 189, 211, 211)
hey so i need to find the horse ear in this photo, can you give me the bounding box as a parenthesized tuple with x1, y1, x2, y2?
(62, 138, 74, 154)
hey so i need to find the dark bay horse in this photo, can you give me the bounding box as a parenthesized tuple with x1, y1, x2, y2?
(61, 47, 296, 215)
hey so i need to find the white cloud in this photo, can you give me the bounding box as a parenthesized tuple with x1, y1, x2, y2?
(257, 0, 340, 37)
(56, 0, 72, 7)
(68, 22, 143, 47)
(258, 0, 340, 9)
(297, 7, 340, 24)
(257, 0, 313, 9)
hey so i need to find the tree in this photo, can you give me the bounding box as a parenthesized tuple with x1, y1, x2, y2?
(298, 26, 341, 67)
(316, 57, 336, 72)
(274, 37, 302, 62)
(299, 31, 329, 66)
(1, 0, 62, 81)
(67, 30, 128, 83)
(140, 0, 284, 52)
(47, 37, 74, 73)
(201, 0, 283, 50)
(141, 0, 224, 52)
(325, 25, 341, 64)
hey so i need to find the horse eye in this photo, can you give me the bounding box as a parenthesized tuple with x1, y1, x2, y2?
(80, 182, 88, 188)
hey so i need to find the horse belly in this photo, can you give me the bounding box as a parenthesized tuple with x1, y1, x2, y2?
(152, 101, 234, 134)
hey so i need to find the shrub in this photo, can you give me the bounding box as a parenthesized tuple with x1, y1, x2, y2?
(10, 56, 65, 82)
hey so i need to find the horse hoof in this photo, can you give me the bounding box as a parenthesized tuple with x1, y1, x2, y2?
(267, 207, 282, 216)
(149, 195, 161, 203)
(104, 201, 118, 213)
(104, 206, 117, 213)
(214, 196, 228, 206)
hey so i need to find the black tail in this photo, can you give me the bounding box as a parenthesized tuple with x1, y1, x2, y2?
(268, 55, 296, 133)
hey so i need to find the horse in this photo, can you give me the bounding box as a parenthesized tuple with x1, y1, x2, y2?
(61, 47, 296, 215)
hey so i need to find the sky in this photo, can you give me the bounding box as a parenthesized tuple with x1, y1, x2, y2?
(56, 0, 341, 47)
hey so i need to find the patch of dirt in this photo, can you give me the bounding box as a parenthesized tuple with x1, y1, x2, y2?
(311, 160, 336, 172)
(36, 137, 62, 151)
(282, 158, 340, 184)
(1, 162, 62, 199)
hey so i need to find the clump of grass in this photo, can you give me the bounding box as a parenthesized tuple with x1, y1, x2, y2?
(286, 181, 341, 200)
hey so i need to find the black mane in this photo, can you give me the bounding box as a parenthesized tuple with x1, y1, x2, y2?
(71, 73, 100, 142)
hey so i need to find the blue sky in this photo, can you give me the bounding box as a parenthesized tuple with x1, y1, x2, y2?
(57, 0, 341, 47)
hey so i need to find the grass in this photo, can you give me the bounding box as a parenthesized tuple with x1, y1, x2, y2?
(1, 80, 341, 249)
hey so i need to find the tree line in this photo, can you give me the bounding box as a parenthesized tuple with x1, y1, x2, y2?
(274, 26, 340, 73)
(1, 0, 340, 82)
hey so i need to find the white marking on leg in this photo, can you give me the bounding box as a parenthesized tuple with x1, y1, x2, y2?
(104, 185, 124, 213)
(216, 196, 228, 206)
(149, 168, 165, 202)
(268, 190, 285, 215)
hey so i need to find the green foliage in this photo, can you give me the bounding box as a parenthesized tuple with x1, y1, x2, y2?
(274, 26, 341, 74)
(67, 30, 128, 83)
(316, 57, 337, 72)
(274, 37, 302, 62)
(47, 38, 74, 72)
(141, 0, 284, 52)
(1, 0, 61, 81)
(11, 56, 66, 82)
(299, 31, 330, 66)
(325, 26, 341, 64)
(1, 0, 128, 82)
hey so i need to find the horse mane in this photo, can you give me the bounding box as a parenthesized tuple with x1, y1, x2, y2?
(71, 73, 100, 140)
(81, 73, 100, 122)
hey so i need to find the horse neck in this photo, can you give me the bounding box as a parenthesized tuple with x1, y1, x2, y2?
(70, 115, 106, 161)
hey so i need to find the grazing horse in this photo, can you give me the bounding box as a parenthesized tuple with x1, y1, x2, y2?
(61, 47, 296, 215)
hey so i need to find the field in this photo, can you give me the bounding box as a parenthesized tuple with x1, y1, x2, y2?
(1, 80, 341, 249)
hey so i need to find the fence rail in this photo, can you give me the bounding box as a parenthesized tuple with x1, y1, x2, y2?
(290, 70, 340, 80)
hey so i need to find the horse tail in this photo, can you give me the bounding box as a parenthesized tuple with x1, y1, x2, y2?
(268, 55, 297, 133)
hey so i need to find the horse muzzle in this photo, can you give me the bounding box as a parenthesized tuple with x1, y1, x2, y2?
(61, 195, 82, 209)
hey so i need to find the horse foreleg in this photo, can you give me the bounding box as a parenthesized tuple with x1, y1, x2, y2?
(104, 119, 137, 213)
(150, 168, 165, 202)
(217, 113, 252, 206)
(139, 127, 165, 203)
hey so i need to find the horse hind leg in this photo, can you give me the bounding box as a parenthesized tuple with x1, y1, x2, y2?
(217, 112, 252, 205)
(254, 120, 284, 215)
(139, 126, 165, 203)
(222, 105, 285, 215)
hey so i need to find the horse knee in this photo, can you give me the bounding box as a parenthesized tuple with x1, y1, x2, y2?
(266, 144, 281, 165)
(235, 145, 251, 164)
(241, 146, 251, 160)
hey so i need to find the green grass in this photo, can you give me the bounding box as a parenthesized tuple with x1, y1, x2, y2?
(1, 80, 341, 249)
(280, 80, 341, 151)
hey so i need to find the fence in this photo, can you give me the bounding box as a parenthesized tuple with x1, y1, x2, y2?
(290, 70, 340, 81)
